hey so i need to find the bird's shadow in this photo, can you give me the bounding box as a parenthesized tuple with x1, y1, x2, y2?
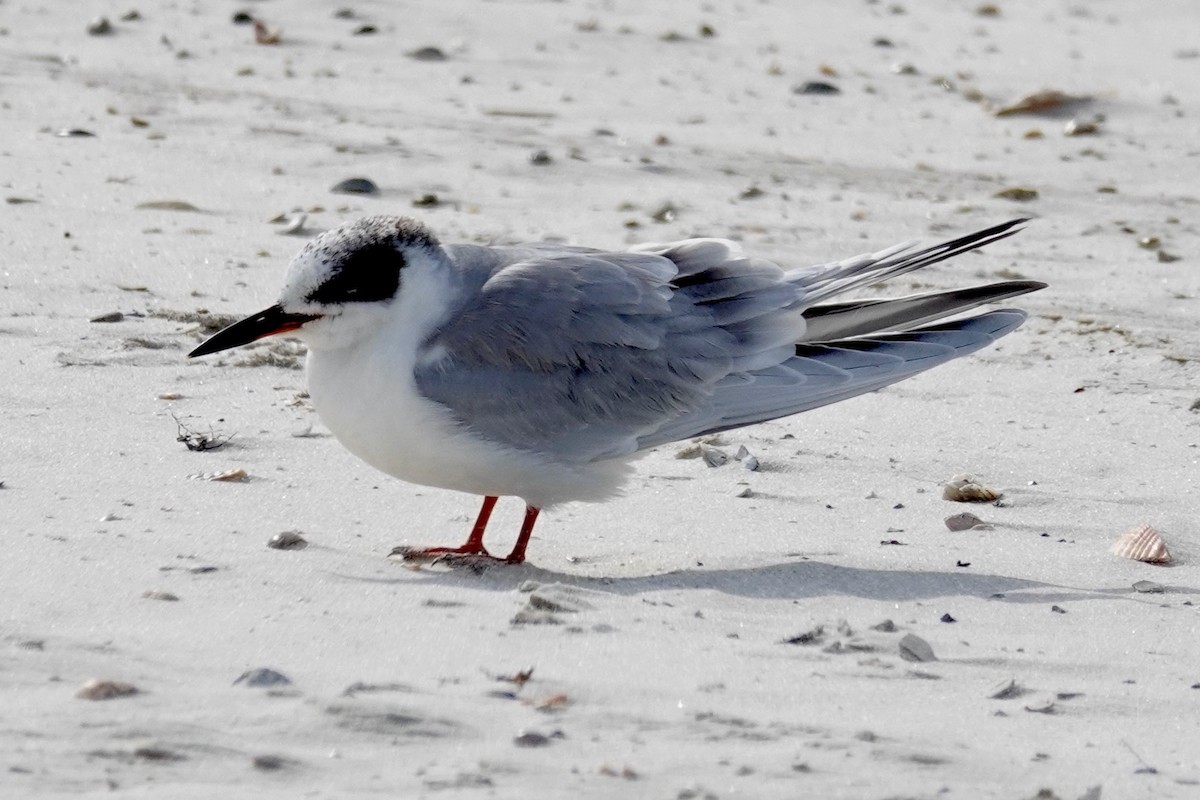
(345, 557, 1185, 606)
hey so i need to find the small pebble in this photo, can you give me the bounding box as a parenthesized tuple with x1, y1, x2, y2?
(994, 187, 1039, 202)
(792, 81, 840, 95)
(141, 590, 180, 601)
(90, 311, 124, 323)
(513, 730, 552, 748)
(331, 177, 378, 195)
(234, 668, 292, 688)
(56, 128, 96, 138)
(76, 678, 139, 701)
(407, 46, 447, 62)
(252, 754, 290, 771)
(87, 17, 113, 35)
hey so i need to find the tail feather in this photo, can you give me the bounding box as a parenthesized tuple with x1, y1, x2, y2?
(792, 218, 1029, 305)
(801, 279, 1045, 341)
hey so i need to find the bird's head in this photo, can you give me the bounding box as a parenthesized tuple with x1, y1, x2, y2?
(188, 216, 441, 358)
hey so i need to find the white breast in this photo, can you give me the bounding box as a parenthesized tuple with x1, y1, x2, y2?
(302, 255, 630, 508)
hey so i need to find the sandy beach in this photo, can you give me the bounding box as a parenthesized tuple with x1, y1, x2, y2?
(3, 1, 1199, 797)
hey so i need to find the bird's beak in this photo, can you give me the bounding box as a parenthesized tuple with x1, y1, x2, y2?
(188, 304, 320, 358)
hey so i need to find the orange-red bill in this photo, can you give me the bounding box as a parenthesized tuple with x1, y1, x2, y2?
(188, 304, 319, 358)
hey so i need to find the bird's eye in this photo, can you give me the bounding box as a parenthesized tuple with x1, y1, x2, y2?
(306, 241, 405, 305)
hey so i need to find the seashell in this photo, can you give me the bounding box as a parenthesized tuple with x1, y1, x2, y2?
(253, 20, 281, 45)
(189, 468, 249, 482)
(898, 633, 936, 663)
(944, 512, 989, 531)
(1111, 523, 1170, 564)
(1132, 580, 1165, 594)
(699, 444, 729, 468)
(279, 211, 307, 235)
(987, 677, 1022, 700)
(1063, 117, 1100, 136)
(268, 530, 308, 551)
(76, 678, 139, 701)
(942, 474, 1001, 503)
(993, 89, 1090, 117)
(733, 445, 760, 471)
(141, 589, 179, 601)
(534, 693, 569, 712)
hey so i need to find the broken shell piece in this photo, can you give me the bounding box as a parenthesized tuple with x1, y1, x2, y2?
(1132, 580, 1165, 594)
(987, 677, 1023, 699)
(993, 88, 1090, 117)
(733, 445, 760, 471)
(253, 19, 281, 45)
(944, 512, 990, 531)
(141, 589, 180, 601)
(76, 679, 139, 701)
(1063, 117, 1100, 136)
(699, 444, 729, 467)
(942, 474, 1001, 502)
(268, 530, 308, 551)
(278, 211, 307, 235)
(189, 468, 249, 482)
(1111, 523, 1170, 564)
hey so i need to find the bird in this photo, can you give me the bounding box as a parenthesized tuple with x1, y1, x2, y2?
(190, 216, 1043, 565)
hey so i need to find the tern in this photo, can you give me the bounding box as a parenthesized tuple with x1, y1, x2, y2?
(190, 216, 1042, 564)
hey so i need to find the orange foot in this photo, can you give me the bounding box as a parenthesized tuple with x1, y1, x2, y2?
(388, 498, 540, 566)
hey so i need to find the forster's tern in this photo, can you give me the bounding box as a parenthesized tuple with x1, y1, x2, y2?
(190, 216, 1043, 564)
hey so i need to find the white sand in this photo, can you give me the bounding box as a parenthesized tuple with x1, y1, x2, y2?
(3, 1, 1199, 797)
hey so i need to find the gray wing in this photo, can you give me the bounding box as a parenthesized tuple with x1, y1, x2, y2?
(415, 241, 806, 463)
(415, 224, 1042, 464)
(636, 309, 1028, 449)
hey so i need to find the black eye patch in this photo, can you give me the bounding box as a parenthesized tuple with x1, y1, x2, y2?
(305, 241, 405, 305)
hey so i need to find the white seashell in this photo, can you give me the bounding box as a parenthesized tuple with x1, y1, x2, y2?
(189, 468, 249, 482)
(1111, 523, 1170, 564)
(942, 473, 1001, 502)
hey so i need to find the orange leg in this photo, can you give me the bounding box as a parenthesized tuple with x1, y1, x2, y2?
(394, 498, 540, 565)
(502, 505, 541, 564)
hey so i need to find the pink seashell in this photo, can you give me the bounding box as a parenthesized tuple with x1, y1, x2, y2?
(1111, 523, 1171, 564)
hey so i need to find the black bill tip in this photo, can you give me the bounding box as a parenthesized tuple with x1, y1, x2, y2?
(188, 304, 320, 358)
